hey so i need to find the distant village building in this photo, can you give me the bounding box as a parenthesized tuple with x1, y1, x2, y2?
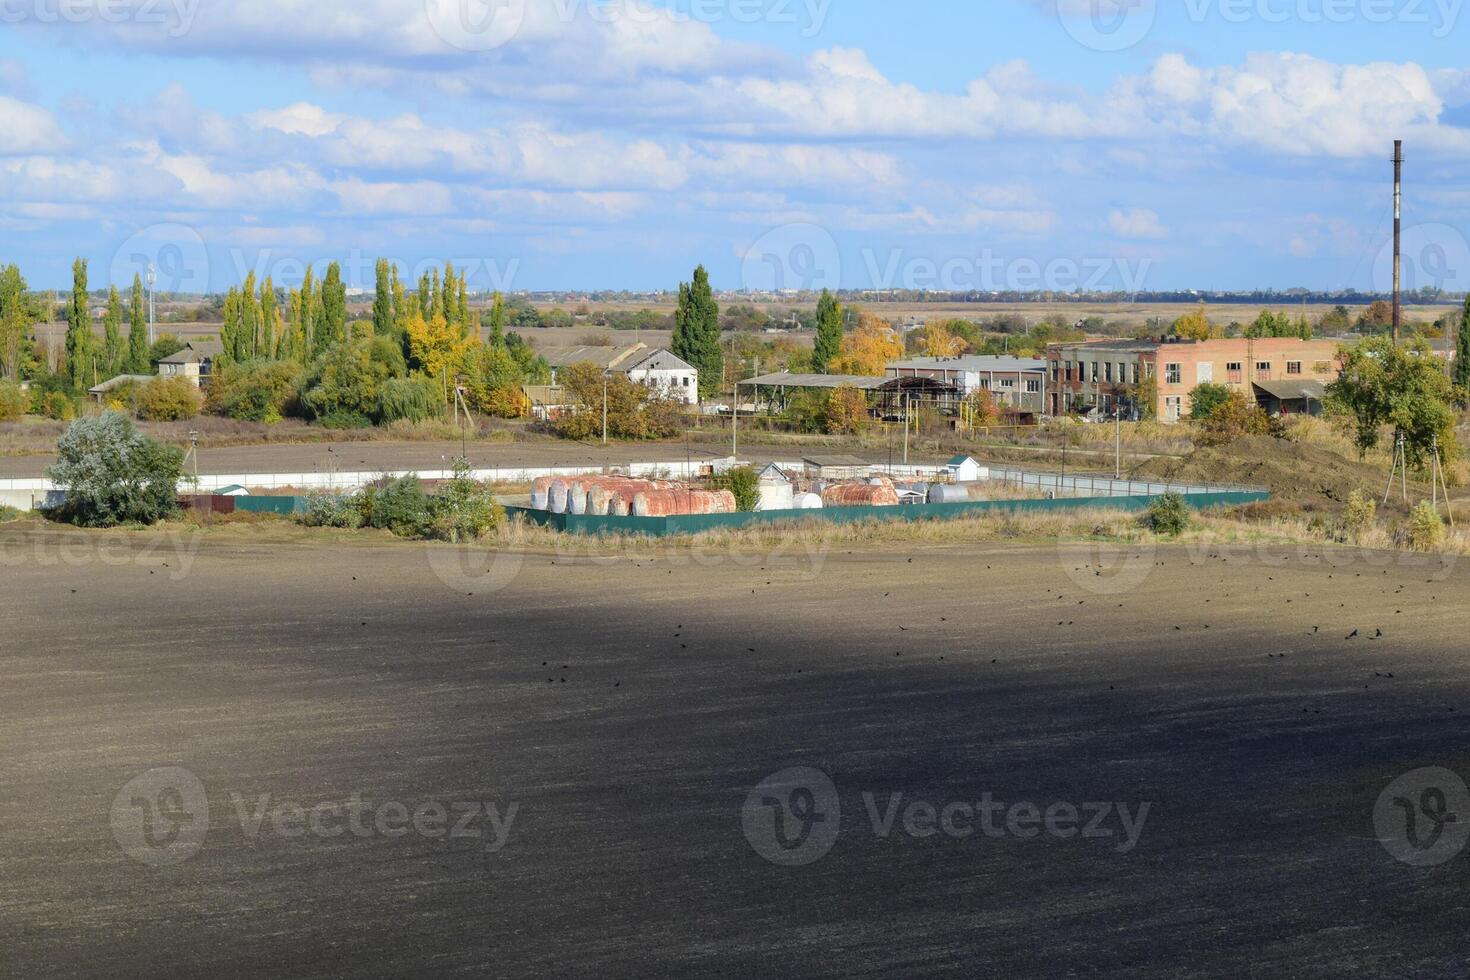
(532, 343, 699, 413)
(156, 340, 222, 388)
(1046, 337, 1342, 422)
(885, 356, 1048, 416)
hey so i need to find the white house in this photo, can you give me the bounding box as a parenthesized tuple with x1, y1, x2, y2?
(542, 344, 699, 405)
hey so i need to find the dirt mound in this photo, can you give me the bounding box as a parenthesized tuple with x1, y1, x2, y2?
(1133, 435, 1385, 509)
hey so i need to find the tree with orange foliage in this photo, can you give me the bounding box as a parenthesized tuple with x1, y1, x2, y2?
(831, 313, 903, 376)
(919, 322, 966, 358)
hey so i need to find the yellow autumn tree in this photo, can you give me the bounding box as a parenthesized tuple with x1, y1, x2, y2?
(407, 310, 475, 382)
(919, 322, 966, 357)
(1172, 302, 1211, 340)
(832, 313, 903, 376)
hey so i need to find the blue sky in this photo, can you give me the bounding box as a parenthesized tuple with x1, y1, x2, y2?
(1, 0, 1468, 294)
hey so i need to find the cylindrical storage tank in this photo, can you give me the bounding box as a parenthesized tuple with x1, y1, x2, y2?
(609, 492, 633, 517)
(569, 481, 589, 515)
(822, 483, 900, 507)
(757, 483, 795, 512)
(928, 483, 981, 504)
(633, 490, 679, 517)
(700, 490, 737, 514)
(530, 489, 548, 510)
(587, 487, 612, 516)
(793, 492, 824, 510)
(548, 480, 569, 514)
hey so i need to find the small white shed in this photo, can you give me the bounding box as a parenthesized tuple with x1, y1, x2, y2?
(946, 455, 983, 483)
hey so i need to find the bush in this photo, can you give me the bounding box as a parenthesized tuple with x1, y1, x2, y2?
(367, 476, 431, 536)
(0, 504, 22, 523)
(423, 459, 502, 542)
(1343, 489, 1376, 542)
(1195, 390, 1271, 446)
(301, 490, 363, 529)
(0, 380, 28, 421)
(377, 377, 439, 425)
(207, 359, 300, 422)
(1188, 383, 1231, 420)
(42, 391, 76, 421)
(1406, 502, 1445, 552)
(296, 460, 502, 541)
(45, 412, 185, 527)
(1144, 492, 1192, 536)
(710, 466, 760, 512)
(824, 385, 871, 435)
(136, 377, 203, 421)
(299, 338, 396, 425)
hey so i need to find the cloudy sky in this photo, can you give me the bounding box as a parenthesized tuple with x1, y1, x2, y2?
(1, 0, 1469, 294)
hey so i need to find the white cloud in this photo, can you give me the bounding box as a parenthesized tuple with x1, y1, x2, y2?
(1109, 208, 1168, 240)
(0, 96, 67, 154)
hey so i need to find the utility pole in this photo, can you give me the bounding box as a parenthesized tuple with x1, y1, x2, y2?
(602, 371, 609, 446)
(1114, 405, 1122, 480)
(1393, 139, 1403, 344)
(902, 392, 909, 467)
(732, 380, 738, 458)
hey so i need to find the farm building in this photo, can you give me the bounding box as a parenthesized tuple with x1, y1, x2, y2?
(741, 371, 960, 418)
(541, 344, 699, 405)
(1253, 379, 1327, 417)
(885, 356, 1048, 417)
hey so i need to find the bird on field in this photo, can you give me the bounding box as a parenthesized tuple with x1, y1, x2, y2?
(1346, 630, 1359, 639)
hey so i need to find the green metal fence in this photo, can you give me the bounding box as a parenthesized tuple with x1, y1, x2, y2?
(234, 495, 308, 516)
(505, 490, 1269, 538)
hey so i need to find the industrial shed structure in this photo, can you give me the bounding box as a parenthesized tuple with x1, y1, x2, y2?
(741, 371, 961, 418)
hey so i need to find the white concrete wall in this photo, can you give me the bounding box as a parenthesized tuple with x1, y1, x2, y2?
(0, 458, 741, 508)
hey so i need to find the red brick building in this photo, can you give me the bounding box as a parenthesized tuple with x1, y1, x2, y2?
(1047, 337, 1342, 422)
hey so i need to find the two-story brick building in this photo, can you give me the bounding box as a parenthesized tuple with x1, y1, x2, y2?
(1047, 337, 1342, 422)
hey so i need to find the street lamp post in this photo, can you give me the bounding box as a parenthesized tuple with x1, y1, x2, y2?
(146, 264, 157, 345)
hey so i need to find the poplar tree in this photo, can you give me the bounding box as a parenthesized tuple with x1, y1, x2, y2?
(319, 262, 347, 352)
(1455, 293, 1470, 393)
(260, 277, 279, 358)
(65, 258, 91, 389)
(812, 289, 843, 373)
(102, 285, 123, 378)
(673, 264, 722, 399)
(127, 273, 149, 373)
(488, 291, 506, 349)
(374, 258, 394, 337)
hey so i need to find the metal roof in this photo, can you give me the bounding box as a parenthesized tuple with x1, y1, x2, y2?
(1253, 378, 1327, 400)
(802, 455, 872, 467)
(887, 356, 1046, 373)
(743, 371, 891, 390)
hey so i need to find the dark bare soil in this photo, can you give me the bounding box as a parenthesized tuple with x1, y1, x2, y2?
(2, 526, 1469, 977)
